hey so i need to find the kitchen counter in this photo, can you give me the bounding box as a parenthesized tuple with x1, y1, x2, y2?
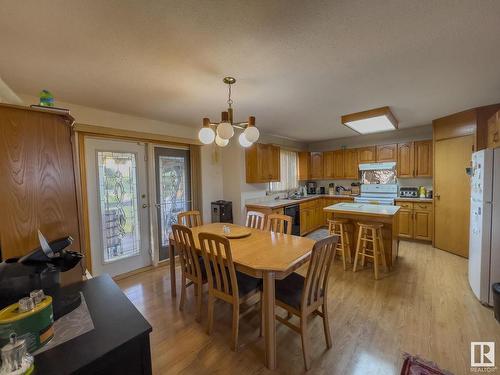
(395, 197, 433, 203)
(323, 202, 400, 268)
(324, 202, 400, 217)
(245, 194, 356, 210)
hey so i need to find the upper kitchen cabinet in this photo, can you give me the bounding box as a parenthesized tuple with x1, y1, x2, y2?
(310, 152, 324, 179)
(488, 110, 500, 149)
(397, 142, 414, 177)
(323, 151, 335, 179)
(376, 144, 397, 162)
(245, 143, 280, 183)
(297, 151, 310, 180)
(357, 146, 376, 163)
(343, 148, 358, 179)
(414, 140, 433, 177)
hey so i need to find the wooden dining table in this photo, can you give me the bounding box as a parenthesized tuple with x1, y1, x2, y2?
(168, 222, 316, 370)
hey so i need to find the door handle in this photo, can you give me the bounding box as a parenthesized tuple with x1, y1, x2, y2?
(435, 194, 440, 200)
(142, 203, 149, 208)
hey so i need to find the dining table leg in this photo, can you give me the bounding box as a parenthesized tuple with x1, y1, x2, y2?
(262, 271, 276, 370)
(169, 239, 176, 298)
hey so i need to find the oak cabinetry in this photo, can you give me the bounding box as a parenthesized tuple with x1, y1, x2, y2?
(323, 151, 335, 179)
(245, 143, 280, 183)
(0, 104, 83, 283)
(395, 200, 433, 242)
(376, 144, 397, 162)
(343, 149, 358, 179)
(310, 152, 324, 179)
(298, 151, 310, 180)
(488, 111, 500, 149)
(397, 142, 414, 177)
(414, 140, 433, 177)
(357, 146, 376, 163)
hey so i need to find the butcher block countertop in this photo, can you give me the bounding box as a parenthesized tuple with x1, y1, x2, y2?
(324, 202, 400, 217)
(245, 194, 355, 209)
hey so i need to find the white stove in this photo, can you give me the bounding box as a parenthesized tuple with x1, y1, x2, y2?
(354, 184, 398, 205)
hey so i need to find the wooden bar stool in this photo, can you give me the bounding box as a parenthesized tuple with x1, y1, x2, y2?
(353, 222, 388, 279)
(327, 219, 352, 270)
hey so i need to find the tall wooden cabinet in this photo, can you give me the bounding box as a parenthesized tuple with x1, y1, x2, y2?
(0, 104, 83, 282)
(245, 143, 280, 183)
(298, 151, 310, 180)
(310, 152, 324, 179)
(488, 110, 500, 149)
(343, 149, 358, 179)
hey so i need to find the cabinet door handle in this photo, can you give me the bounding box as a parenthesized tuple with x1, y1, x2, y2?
(494, 132, 499, 142)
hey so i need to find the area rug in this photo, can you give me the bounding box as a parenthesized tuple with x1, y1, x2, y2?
(400, 353, 454, 375)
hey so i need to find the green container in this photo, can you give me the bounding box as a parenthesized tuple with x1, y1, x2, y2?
(0, 296, 54, 353)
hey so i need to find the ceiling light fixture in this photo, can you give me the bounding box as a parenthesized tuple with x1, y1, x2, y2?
(341, 106, 398, 135)
(198, 77, 259, 147)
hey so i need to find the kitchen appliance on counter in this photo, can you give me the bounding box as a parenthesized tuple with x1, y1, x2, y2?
(319, 186, 325, 195)
(469, 149, 500, 306)
(328, 183, 335, 195)
(418, 186, 427, 198)
(284, 205, 300, 235)
(354, 184, 398, 205)
(0, 231, 83, 321)
(306, 182, 317, 195)
(211, 200, 233, 223)
(400, 187, 419, 198)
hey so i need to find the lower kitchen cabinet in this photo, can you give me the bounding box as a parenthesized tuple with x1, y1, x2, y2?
(395, 200, 433, 242)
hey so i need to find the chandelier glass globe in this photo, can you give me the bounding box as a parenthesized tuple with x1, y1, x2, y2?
(238, 133, 253, 147)
(198, 127, 215, 144)
(215, 134, 229, 147)
(217, 121, 234, 140)
(243, 126, 260, 143)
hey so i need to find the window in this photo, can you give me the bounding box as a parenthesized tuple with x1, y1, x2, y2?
(269, 149, 299, 192)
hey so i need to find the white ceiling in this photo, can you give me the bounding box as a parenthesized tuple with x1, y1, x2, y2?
(1, 0, 500, 141)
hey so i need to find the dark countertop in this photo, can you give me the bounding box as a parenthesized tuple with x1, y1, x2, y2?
(34, 274, 152, 375)
(245, 194, 356, 209)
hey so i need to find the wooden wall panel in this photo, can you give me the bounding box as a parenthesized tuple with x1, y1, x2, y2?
(0, 106, 81, 262)
(433, 109, 476, 142)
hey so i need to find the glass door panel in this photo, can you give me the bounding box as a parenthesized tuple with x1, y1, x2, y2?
(155, 147, 191, 261)
(85, 138, 151, 277)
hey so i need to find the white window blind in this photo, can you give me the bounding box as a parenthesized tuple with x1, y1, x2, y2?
(269, 150, 298, 192)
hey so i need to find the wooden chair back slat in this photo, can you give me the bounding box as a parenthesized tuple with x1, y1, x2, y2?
(172, 224, 201, 281)
(265, 213, 292, 235)
(245, 211, 265, 230)
(199, 232, 238, 299)
(178, 210, 202, 228)
(302, 235, 338, 310)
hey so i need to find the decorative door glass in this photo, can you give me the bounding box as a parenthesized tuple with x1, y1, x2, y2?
(97, 151, 140, 263)
(155, 148, 191, 260)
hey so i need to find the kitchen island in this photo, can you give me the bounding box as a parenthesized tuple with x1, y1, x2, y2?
(324, 202, 400, 268)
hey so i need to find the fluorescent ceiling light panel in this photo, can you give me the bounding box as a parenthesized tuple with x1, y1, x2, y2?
(341, 106, 398, 135)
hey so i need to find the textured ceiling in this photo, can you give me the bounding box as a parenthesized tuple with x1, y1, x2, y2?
(1, 0, 500, 141)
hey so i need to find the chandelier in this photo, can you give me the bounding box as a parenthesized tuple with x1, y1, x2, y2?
(198, 77, 260, 147)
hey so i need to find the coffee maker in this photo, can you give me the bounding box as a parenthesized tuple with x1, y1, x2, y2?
(306, 181, 317, 195)
(0, 232, 83, 320)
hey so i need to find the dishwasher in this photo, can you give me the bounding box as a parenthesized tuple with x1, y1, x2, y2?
(284, 204, 300, 235)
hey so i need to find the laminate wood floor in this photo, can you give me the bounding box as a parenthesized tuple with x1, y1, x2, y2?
(117, 241, 500, 375)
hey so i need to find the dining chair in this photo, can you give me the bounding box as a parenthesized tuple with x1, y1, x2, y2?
(198, 232, 262, 351)
(177, 210, 202, 228)
(171, 224, 207, 321)
(274, 235, 339, 370)
(265, 213, 292, 235)
(245, 211, 266, 230)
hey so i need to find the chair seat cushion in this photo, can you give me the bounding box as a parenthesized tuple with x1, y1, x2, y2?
(275, 272, 324, 310)
(236, 271, 262, 297)
(275, 272, 305, 310)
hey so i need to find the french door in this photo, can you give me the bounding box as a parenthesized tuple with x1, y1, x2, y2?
(85, 138, 151, 276)
(154, 147, 191, 261)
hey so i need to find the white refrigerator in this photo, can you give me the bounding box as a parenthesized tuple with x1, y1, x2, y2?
(469, 148, 500, 306)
